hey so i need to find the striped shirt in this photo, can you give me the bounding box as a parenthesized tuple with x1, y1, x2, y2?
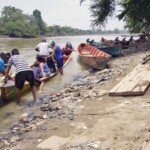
(7, 55, 31, 74)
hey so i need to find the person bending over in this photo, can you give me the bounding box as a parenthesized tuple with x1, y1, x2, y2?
(32, 61, 44, 93)
(4, 49, 36, 103)
(36, 55, 51, 77)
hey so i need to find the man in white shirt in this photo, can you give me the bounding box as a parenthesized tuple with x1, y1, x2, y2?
(35, 39, 56, 73)
(35, 39, 50, 55)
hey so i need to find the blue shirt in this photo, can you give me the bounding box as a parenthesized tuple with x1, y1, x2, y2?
(44, 63, 50, 73)
(55, 45, 63, 60)
(0, 58, 5, 71)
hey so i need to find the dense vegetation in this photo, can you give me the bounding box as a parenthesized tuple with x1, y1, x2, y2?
(80, 0, 150, 33)
(0, 6, 125, 38)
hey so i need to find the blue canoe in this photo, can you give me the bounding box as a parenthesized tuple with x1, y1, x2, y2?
(89, 41, 123, 57)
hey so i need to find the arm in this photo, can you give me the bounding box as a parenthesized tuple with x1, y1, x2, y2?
(45, 47, 56, 59)
(4, 66, 11, 83)
(51, 47, 56, 57)
(39, 63, 45, 77)
(45, 54, 52, 59)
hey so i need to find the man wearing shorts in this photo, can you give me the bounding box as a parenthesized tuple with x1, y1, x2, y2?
(4, 49, 36, 103)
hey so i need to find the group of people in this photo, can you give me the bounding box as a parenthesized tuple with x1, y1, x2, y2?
(32, 39, 64, 94)
(0, 39, 72, 104)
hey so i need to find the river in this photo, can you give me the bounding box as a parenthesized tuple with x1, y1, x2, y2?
(0, 34, 129, 135)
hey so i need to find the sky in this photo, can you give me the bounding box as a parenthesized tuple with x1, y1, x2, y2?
(0, 0, 125, 30)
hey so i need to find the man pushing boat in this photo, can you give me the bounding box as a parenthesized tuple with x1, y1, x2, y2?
(4, 49, 37, 104)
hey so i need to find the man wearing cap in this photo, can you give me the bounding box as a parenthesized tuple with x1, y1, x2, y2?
(49, 40, 64, 75)
(35, 39, 56, 73)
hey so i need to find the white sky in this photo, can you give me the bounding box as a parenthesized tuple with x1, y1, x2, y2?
(0, 0, 125, 30)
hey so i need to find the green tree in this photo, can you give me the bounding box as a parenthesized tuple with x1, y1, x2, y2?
(0, 6, 39, 37)
(80, 0, 150, 32)
(1, 6, 23, 22)
(33, 9, 46, 35)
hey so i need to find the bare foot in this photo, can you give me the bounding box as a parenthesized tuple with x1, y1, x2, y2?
(33, 102, 38, 109)
(38, 90, 44, 93)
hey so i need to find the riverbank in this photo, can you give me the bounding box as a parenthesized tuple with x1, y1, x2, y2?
(1, 46, 150, 149)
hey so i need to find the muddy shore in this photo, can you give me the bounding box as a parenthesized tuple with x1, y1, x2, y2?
(1, 46, 150, 150)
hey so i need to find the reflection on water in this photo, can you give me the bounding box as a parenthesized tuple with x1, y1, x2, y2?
(0, 34, 125, 135)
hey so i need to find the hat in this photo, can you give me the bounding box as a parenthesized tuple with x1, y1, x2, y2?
(50, 40, 55, 46)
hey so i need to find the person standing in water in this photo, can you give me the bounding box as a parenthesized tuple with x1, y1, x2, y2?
(4, 49, 36, 103)
(49, 40, 64, 75)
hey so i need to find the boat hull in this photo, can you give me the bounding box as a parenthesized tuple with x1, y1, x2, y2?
(90, 42, 122, 56)
(79, 55, 110, 69)
(100, 46, 122, 56)
(77, 43, 111, 70)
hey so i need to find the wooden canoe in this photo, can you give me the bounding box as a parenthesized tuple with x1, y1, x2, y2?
(100, 46, 122, 56)
(0, 52, 73, 101)
(90, 41, 122, 56)
(77, 43, 111, 70)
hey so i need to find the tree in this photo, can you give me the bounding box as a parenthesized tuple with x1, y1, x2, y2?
(0, 6, 39, 37)
(1, 6, 23, 22)
(118, 0, 150, 32)
(80, 0, 150, 32)
(33, 9, 46, 35)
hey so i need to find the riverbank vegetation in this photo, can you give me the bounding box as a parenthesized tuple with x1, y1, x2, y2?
(0, 6, 126, 38)
(80, 0, 150, 33)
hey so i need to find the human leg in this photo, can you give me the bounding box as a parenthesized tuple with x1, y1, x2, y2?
(47, 58, 56, 73)
(35, 79, 44, 93)
(15, 72, 25, 103)
(15, 87, 21, 103)
(31, 85, 36, 102)
(58, 68, 63, 75)
(25, 71, 37, 102)
(39, 82, 44, 93)
(56, 58, 63, 75)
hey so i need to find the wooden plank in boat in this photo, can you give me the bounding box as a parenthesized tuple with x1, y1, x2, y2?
(109, 64, 150, 96)
(83, 54, 94, 57)
(0, 80, 15, 88)
(81, 52, 91, 55)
